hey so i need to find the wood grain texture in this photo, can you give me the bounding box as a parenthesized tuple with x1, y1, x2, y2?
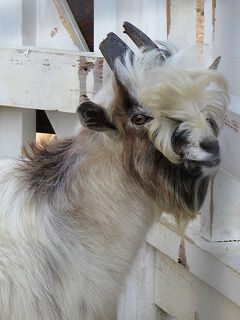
(67, 0, 93, 51)
(155, 251, 240, 320)
(147, 216, 240, 306)
(0, 48, 101, 113)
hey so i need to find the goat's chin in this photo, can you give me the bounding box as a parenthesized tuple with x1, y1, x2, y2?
(183, 159, 220, 177)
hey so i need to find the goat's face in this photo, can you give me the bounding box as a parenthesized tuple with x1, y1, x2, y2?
(77, 23, 229, 220)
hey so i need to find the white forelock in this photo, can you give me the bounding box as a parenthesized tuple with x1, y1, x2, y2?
(113, 45, 229, 163)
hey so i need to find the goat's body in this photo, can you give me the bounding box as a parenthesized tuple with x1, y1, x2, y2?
(0, 131, 157, 320)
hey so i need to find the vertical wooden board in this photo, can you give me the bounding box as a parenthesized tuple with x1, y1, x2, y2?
(155, 251, 240, 320)
(35, 0, 84, 50)
(115, 0, 168, 50)
(203, 0, 214, 45)
(22, 0, 37, 46)
(46, 110, 79, 137)
(167, 0, 197, 47)
(0, 0, 22, 46)
(201, 168, 240, 241)
(94, 0, 117, 51)
(214, 0, 240, 97)
(0, 107, 35, 158)
(147, 220, 240, 306)
(117, 242, 159, 320)
(220, 107, 240, 180)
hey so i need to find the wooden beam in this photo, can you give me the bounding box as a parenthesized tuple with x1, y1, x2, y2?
(155, 250, 240, 320)
(146, 216, 240, 306)
(0, 47, 103, 113)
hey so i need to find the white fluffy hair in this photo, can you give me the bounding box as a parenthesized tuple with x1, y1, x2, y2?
(113, 45, 229, 163)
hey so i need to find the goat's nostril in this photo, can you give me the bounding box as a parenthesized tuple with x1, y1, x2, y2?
(200, 139, 220, 155)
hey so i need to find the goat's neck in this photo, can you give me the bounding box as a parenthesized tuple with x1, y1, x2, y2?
(23, 130, 159, 276)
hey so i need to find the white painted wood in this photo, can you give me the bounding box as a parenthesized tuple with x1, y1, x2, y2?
(155, 250, 240, 320)
(35, 0, 87, 51)
(201, 169, 240, 241)
(94, 0, 169, 52)
(46, 111, 79, 137)
(0, 1, 87, 50)
(0, 0, 22, 47)
(52, 0, 89, 51)
(0, 107, 35, 158)
(22, 0, 37, 46)
(94, 0, 117, 52)
(203, 0, 214, 45)
(116, 0, 168, 50)
(214, 0, 240, 97)
(117, 242, 160, 320)
(0, 47, 102, 113)
(167, 0, 197, 47)
(147, 216, 240, 306)
(201, 96, 240, 241)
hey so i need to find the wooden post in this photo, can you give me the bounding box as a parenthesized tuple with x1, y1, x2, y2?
(0, 107, 35, 158)
(201, 0, 240, 241)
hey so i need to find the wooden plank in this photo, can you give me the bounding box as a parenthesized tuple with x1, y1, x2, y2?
(167, 0, 197, 47)
(214, 0, 240, 97)
(146, 216, 240, 306)
(94, 0, 117, 52)
(0, 0, 22, 47)
(52, 0, 89, 50)
(35, 0, 88, 51)
(203, 0, 214, 45)
(0, 107, 35, 158)
(67, 0, 93, 51)
(117, 242, 161, 320)
(201, 95, 240, 241)
(0, 47, 102, 113)
(115, 0, 167, 50)
(201, 168, 240, 241)
(22, 0, 37, 46)
(45, 110, 79, 137)
(155, 250, 240, 320)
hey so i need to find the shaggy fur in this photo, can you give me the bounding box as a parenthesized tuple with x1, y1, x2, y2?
(0, 41, 229, 319)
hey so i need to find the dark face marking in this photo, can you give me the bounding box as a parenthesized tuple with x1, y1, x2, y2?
(171, 126, 190, 157)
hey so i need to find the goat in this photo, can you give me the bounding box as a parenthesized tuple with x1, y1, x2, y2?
(0, 22, 229, 320)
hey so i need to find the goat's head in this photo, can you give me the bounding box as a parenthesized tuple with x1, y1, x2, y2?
(77, 22, 229, 223)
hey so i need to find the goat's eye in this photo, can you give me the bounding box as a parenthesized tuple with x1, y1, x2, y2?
(131, 114, 149, 125)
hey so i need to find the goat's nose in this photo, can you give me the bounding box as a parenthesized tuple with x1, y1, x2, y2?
(200, 139, 220, 156)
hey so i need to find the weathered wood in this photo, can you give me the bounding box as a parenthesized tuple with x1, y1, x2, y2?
(0, 0, 22, 47)
(0, 47, 103, 113)
(155, 250, 240, 320)
(117, 242, 160, 320)
(67, 0, 93, 51)
(94, 0, 117, 52)
(167, 0, 196, 47)
(0, 107, 36, 158)
(147, 216, 240, 307)
(52, 0, 89, 50)
(35, 0, 88, 50)
(45, 110, 79, 137)
(214, 0, 240, 97)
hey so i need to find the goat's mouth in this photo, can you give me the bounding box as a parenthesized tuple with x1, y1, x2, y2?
(183, 158, 220, 176)
(187, 158, 220, 168)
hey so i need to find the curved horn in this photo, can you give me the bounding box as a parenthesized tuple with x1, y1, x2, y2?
(123, 21, 171, 59)
(209, 56, 221, 70)
(99, 32, 134, 71)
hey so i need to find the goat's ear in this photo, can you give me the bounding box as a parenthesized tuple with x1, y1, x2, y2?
(77, 101, 116, 132)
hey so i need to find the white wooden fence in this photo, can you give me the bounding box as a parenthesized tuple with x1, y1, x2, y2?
(0, 1, 240, 319)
